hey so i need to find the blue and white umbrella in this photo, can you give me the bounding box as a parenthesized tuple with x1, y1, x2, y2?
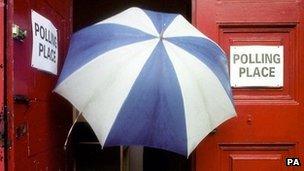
(55, 7, 236, 157)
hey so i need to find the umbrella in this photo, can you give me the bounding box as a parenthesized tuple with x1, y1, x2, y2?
(54, 7, 236, 157)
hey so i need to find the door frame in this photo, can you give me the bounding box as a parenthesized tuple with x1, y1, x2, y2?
(0, 0, 5, 169)
(5, 0, 17, 170)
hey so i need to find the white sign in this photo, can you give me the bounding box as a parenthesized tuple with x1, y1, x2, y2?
(31, 10, 58, 75)
(230, 45, 283, 87)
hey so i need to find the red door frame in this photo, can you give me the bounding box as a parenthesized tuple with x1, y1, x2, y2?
(4, 0, 14, 170)
(0, 0, 5, 169)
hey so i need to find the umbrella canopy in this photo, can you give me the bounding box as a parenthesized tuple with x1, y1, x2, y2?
(54, 7, 236, 157)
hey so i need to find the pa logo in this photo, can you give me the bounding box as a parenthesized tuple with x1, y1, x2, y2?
(286, 157, 301, 166)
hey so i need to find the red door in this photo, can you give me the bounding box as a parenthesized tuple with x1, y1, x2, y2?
(193, 0, 304, 170)
(7, 0, 73, 170)
(0, 0, 4, 170)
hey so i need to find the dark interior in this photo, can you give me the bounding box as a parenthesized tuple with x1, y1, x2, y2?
(73, 0, 191, 32)
(72, 0, 192, 170)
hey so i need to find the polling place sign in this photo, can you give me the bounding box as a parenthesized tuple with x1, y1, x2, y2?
(31, 10, 58, 75)
(230, 45, 284, 87)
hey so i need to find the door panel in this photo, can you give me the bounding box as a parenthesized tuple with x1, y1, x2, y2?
(219, 143, 296, 171)
(10, 0, 73, 170)
(193, 0, 304, 170)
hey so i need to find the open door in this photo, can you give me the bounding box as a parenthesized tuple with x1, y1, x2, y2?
(7, 0, 73, 170)
(193, 0, 304, 170)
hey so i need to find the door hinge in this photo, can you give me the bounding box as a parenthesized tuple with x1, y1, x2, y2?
(12, 24, 27, 42)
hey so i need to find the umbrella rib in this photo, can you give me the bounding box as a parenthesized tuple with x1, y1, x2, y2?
(77, 39, 160, 145)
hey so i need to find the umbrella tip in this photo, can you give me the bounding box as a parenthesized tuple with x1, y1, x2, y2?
(128, 6, 141, 11)
(159, 30, 164, 41)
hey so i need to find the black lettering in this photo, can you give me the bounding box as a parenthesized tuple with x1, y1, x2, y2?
(47, 47, 52, 59)
(264, 54, 273, 63)
(34, 23, 39, 36)
(54, 36, 57, 48)
(253, 67, 261, 77)
(239, 67, 246, 77)
(39, 26, 45, 39)
(51, 50, 56, 63)
(269, 67, 275, 77)
(273, 54, 280, 63)
(46, 30, 51, 44)
(39, 43, 44, 57)
(261, 67, 269, 77)
(50, 33, 54, 47)
(233, 54, 240, 64)
(246, 67, 252, 77)
(240, 54, 248, 64)
(43, 44, 48, 59)
(255, 54, 262, 63)
(249, 54, 255, 64)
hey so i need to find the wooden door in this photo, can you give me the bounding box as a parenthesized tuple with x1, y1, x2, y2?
(7, 0, 73, 170)
(0, 0, 4, 170)
(193, 0, 304, 171)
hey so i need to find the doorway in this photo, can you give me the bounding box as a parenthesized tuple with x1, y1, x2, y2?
(73, 0, 191, 32)
(72, 0, 192, 170)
